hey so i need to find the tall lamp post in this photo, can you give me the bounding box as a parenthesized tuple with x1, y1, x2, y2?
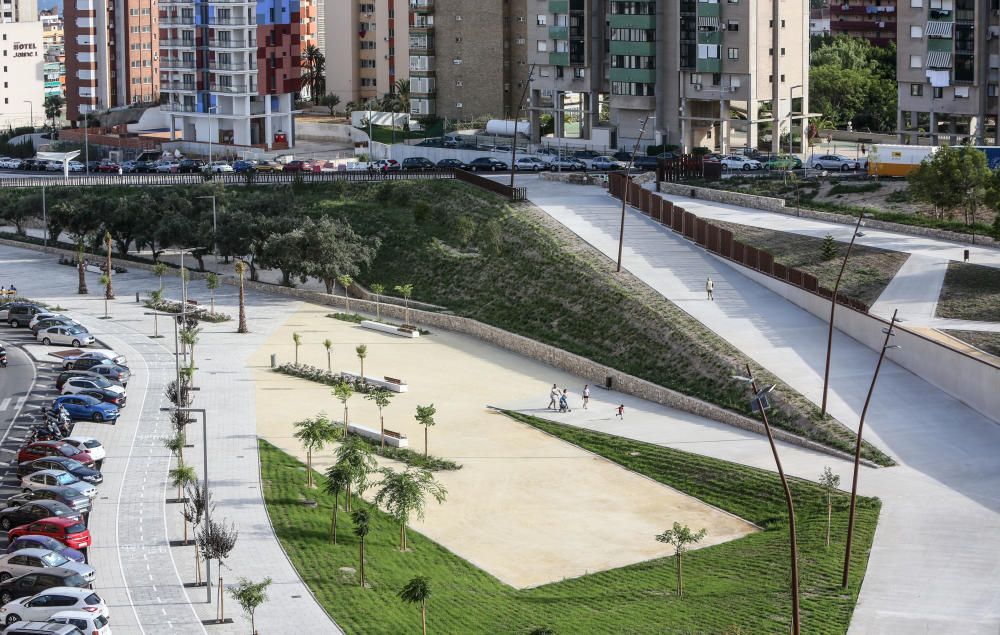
(23, 100, 33, 130)
(733, 367, 800, 635)
(207, 105, 218, 166)
(196, 196, 218, 261)
(843, 309, 901, 588)
(616, 115, 654, 273)
(509, 63, 536, 188)
(820, 213, 868, 416)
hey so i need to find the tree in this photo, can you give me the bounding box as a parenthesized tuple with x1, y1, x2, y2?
(394, 284, 414, 325)
(44, 94, 63, 128)
(301, 44, 326, 104)
(169, 464, 197, 505)
(809, 36, 897, 131)
(153, 261, 169, 291)
(292, 331, 302, 364)
(333, 380, 354, 437)
(179, 325, 202, 366)
(335, 435, 376, 513)
(205, 272, 219, 314)
(352, 508, 372, 588)
(183, 481, 213, 584)
(293, 413, 338, 488)
(320, 93, 341, 116)
(338, 274, 354, 312)
(98, 274, 111, 319)
(364, 387, 393, 449)
(415, 404, 436, 458)
(373, 467, 447, 551)
(323, 338, 333, 371)
(163, 431, 185, 471)
(235, 260, 248, 333)
(356, 344, 368, 385)
(76, 236, 88, 295)
(197, 519, 239, 624)
(820, 235, 838, 261)
(323, 463, 351, 543)
(228, 577, 272, 635)
(398, 576, 431, 635)
(103, 231, 115, 299)
(391, 79, 411, 120)
(655, 522, 708, 596)
(370, 282, 385, 320)
(298, 217, 379, 295)
(819, 467, 842, 549)
(260, 229, 308, 287)
(911, 144, 991, 233)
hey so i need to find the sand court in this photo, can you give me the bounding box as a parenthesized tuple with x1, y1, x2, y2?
(253, 303, 757, 588)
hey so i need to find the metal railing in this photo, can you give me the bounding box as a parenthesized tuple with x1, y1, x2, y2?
(160, 102, 198, 112)
(161, 81, 198, 92)
(160, 58, 197, 69)
(208, 61, 257, 71)
(209, 83, 255, 94)
(207, 38, 255, 49)
(160, 14, 195, 24)
(208, 16, 256, 25)
(0, 169, 459, 189)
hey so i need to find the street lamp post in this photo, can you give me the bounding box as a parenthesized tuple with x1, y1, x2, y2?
(733, 367, 800, 635)
(196, 196, 218, 260)
(83, 109, 89, 175)
(820, 213, 868, 416)
(207, 106, 218, 166)
(509, 64, 536, 189)
(616, 116, 654, 273)
(843, 309, 901, 588)
(41, 185, 47, 249)
(23, 100, 33, 130)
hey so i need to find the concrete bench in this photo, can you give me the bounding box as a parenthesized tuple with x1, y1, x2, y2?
(360, 320, 420, 338)
(339, 371, 409, 393)
(348, 422, 409, 448)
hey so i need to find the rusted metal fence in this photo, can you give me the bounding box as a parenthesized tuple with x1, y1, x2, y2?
(452, 169, 526, 201)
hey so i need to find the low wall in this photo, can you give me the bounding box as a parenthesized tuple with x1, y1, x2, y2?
(658, 182, 998, 247)
(295, 121, 368, 146)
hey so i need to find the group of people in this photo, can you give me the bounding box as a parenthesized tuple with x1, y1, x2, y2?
(546, 383, 625, 419)
(0, 283, 17, 297)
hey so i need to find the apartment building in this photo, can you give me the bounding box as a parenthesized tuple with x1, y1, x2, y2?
(325, 0, 409, 105)
(40, 9, 65, 98)
(0, 0, 35, 23)
(64, 0, 159, 120)
(830, 0, 896, 46)
(896, 0, 995, 144)
(0, 21, 45, 128)
(158, 0, 302, 149)
(528, 0, 809, 154)
(409, 0, 530, 121)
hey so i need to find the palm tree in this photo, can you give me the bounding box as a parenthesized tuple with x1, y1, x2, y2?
(98, 274, 111, 318)
(205, 272, 220, 314)
(293, 414, 338, 488)
(415, 404, 436, 458)
(370, 283, 385, 320)
(292, 332, 302, 364)
(179, 326, 202, 366)
(333, 380, 354, 437)
(373, 467, 447, 551)
(392, 79, 411, 119)
(235, 260, 248, 333)
(323, 339, 333, 371)
(323, 463, 351, 543)
(352, 508, 371, 588)
(153, 261, 169, 291)
(103, 231, 115, 299)
(163, 431, 184, 467)
(338, 274, 353, 312)
(355, 344, 368, 385)
(169, 464, 197, 504)
(394, 284, 413, 325)
(335, 436, 376, 513)
(76, 236, 88, 295)
(398, 576, 431, 635)
(364, 387, 393, 449)
(301, 44, 326, 104)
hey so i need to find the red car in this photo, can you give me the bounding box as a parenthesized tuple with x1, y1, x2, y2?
(17, 442, 95, 468)
(8, 516, 92, 550)
(282, 160, 312, 172)
(96, 162, 119, 173)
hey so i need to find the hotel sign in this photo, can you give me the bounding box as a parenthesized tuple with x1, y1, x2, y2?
(13, 42, 38, 58)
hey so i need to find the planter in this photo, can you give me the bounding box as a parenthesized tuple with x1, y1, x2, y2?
(360, 319, 420, 338)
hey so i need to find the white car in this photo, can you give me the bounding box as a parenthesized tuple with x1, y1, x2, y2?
(0, 587, 109, 625)
(48, 610, 112, 634)
(720, 155, 763, 171)
(61, 437, 105, 463)
(3, 159, 22, 170)
(209, 161, 234, 173)
(36, 326, 94, 348)
(514, 157, 547, 171)
(809, 154, 862, 171)
(61, 350, 126, 370)
(21, 470, 98, 499)
(155, 161, 179, 173)
(67, 162, 85, 173)
(61, 377, 126, 400)
(27, 314, 59, 330)
(44, 161, 62, 172)
(0, 550, 95, 584)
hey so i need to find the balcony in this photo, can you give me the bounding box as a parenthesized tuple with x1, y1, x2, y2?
(158, 0, 194, 4)
(208, 60, 257, 71)
(161, 102, 198, 112)
(208, 15, 256, 25)
(409, 40, 433, 54)
(207, 0, 255, 4)
(409, 0, 433, 12)
(161, 81, 197, 92)
(210, 83, 255, 94)
(160, 14, 195, 25)
(548, 26, 568, 40)
(549, 52, 569, 66)
(160, 39, 197, 48)
(161, 57, 197, 69)
(208, 38, 255, 49)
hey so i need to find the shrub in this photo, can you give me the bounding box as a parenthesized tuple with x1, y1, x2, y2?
(144, 298, 231, 323)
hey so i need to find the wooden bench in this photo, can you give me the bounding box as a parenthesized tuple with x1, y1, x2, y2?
(339, 371, 409, 393)
(347, 422, 409, 448)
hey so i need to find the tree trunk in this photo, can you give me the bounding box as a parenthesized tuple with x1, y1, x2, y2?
(360, 359, 365, 385)
(826, 495, 832, 549)
(324, 278, 334, 294)
(210, 292, 215, 315)
(217, 574, 224, 622)
(77, 263, 88, 295)
(376, 296, 380, 320)
(345, 483, 352, 513)
(238, 276, 248, 333)
(331, 500, 338, 544)
(380, 414, 385, 450)
(359, 538, 365, 587)
(105, 254, 114, 299)
(327, 351, 331, 372)
(182, 515, 188, 544)
(344, 406, 349, 437)
(421, 602, 427, 635)
(195, 545, 201, 585)
(306, 449, 312, 488)
(425, 426, 429, 458)
(677, 552, 683, 596)
(282, 270, 291, 286)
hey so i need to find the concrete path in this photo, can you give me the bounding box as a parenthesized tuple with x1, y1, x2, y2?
(0, 244, 342, 634)
(514, 176, 1000, 634)
(868, 254, 946, 324)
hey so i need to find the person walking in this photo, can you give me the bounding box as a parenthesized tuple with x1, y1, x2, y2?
(559, 389, 570, 413)
(706, 276, 714, 301)
(547, 384, 560, 410)
(616, 404, 625, 419)
(582, 384, 590, 409)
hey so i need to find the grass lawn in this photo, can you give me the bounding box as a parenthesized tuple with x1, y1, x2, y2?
(260, 416, 879, 634)
(366, 124, 430, 144)
(712, 220, 909, 307)
(942, 330, 1000, 358)
(936, 261, 1000, 322)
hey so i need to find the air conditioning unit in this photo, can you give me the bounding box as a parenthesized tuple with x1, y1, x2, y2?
(730, 78, 740, 88)
(693, 83, 703, 92)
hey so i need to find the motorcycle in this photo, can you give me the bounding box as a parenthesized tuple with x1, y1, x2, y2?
(0, 346, 6, 368)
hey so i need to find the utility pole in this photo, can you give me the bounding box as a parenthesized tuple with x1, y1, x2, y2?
(509, 64, 536, 188)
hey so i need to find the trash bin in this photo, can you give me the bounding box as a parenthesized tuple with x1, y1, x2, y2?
(270, 354, 277, 368)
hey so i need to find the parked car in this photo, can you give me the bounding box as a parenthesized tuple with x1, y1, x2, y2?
(43, 161, 62, 172)
(0, 588, 109, 626)
(132, 160, 156, 173)
(808, 154, 861, 171)
(66, 162, 84, 173)
(0, 551, 94, 587)
(16, 457, 101, 485)
(591, 156, 625, 170)
(548, 157, 586, 171)
(61, 377, 125, 402)
(1, 491, 89, 517)
(8, 305, 45, 328)
(254, 160, 282, 172)
(312, 161, 337, 173)
(282, 160, 312, 173)
(45, 396, 119, 424)
(17, 443, 95, 469)
(370, 159, 401, 172)
(232, 160, 256, 173)
(55, 372, 109, 392)
(59, 439, 105, 465)
(209, 161, 234, 173)
(80, 364, 129, 386)
(31, 318, 86, 337)
(36, 327, 94, 348)
(47, 610, 112, 634)
(4, 159, 23, 170)
(763, 155, 803, 170)
(7, 519, 92, 552)
(60, 351, 126, 370)
(4, 621, 88, 635)
(20, 471, 98, 500)
(155, 161, 179, 173)
(0, 502, 82, 532)
(720, 155, 763, 171)
(95, 161, 119, 173)
(3, 539, 83, 565)
(0, 572, 89, 608)
(62, 358, 109, 373)
(435, 158, 468, 170)
(27, 314, 58, 331)
(468, 157, 509, 172)
(401, 157, 436, 171)
(118, 161, 137, 174)
(178, 159, 205, 173)
(632, 156, 660, 171)
(514, 157, 547, 172)
(84, 161, 101, 173)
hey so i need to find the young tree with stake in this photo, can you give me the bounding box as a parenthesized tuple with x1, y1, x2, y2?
(373, 467, 447, 551)
(415, 404, 436, 458)
(292, 413, 338, 488)
(819, 466, 842, 549)
(338, 274, 353, 312)
(352, 508, 371, 588)
(103, 231, 115, 299)
(153, 261, 168, 291)
(655, 522, 708, 596)
(335, 436, 376, 513)
(399, 576, 431, 635)
(394, 283, 413, 325)
(333, 380, 354, 436)
(183, 481, 213, 584)
(197, 519, 239, 623)
(292, 332, 302, 364)
(371, 282, 384, 319)
(205, 272, 219, 314)
(98, 274, 111, 318)
(323, 338, 333, 371)
(356, 344, 367, 385)
(324, 463, 351, 544)
(364, 387, 393, 449)
(235, 260, 248, 333)
(228, 577, 272, 635)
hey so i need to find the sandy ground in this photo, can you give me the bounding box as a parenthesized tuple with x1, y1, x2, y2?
(252, 303, 756, 588)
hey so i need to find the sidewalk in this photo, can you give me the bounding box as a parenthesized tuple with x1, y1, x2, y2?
(514, 176, 1000, 634)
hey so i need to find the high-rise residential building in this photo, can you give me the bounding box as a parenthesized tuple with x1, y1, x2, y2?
(895, 0, 993, 144)
(408, 0, 530, 121)
(40, 9, 65, 99)
(0, 0, 36, 23)
(527, 0, 809, 154)
(64, 0, 159, 120)
(830, 0, 896, 47)
(158, 0, 302, 149)
(0, 21, 45, 128)
(324, 0, 409, 106)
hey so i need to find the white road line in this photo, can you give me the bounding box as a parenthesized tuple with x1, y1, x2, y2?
(12, 397, 25, 412)
(0, 398, 10, 411)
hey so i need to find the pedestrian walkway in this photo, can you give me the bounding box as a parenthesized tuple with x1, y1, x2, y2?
(514, 176, 1000, 634)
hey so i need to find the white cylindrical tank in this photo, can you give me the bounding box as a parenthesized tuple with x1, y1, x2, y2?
(485, 119, 530, 137)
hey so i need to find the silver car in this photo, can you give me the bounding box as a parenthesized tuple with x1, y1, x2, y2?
(0, 549, 95, 583)
(21, 470, 98, 499)
(36, 326, 95, 347)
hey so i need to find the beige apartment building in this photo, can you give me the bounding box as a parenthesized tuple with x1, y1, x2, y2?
(324, 0, 409, 106)
(1, 0, 35, 23)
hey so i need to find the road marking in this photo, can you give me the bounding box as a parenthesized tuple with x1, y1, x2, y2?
(0, 399, 9, 411)
(12, 397, 25, 412)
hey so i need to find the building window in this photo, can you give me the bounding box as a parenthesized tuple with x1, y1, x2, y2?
(910, 55, 922, 68)
(954, 86, 969, 99)
(910, 83, 923, 96)
(727, 20, 738, 32)
(536, 40, 547, 52)
(536, 14, 546, 26)
(911, 0, 923, 6)
(990, 84, 998, 97)
(933, 87, 943, 98)
(727, 47, 738, 60)
(910, 25, 922, 38)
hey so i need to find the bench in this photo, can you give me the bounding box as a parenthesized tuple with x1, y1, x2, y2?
(339, 371, 409, 393)
(360, 320, 421, 338)
(347, 423, 409, 448)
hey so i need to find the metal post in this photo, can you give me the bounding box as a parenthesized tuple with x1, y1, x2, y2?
(821, 212, 866, 416)
(41, 186, 47, 249)
(84, 110, 89, 175)
(510, 64, 536, 189)
(24, 101, 33, 129)
(843, 310, 899, 588)
(163, 407, 210, 603)
(616, 116, 652, 273)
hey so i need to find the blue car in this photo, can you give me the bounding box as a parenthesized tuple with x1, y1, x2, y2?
(6, 534, 86, 563)
(49, 394, 120, 423)
(233, 160, 256, 173)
